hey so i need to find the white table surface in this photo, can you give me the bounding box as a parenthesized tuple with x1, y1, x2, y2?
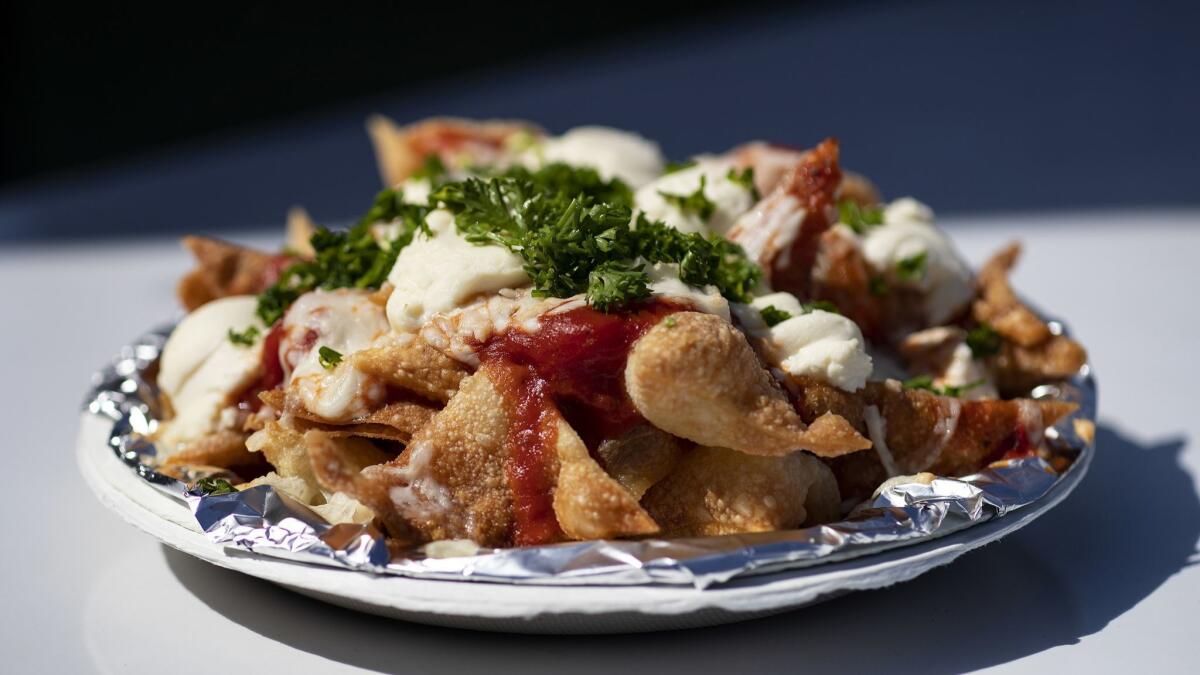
(2, 209, 1197, 674)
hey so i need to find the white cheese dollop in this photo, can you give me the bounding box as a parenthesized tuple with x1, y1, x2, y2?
(282, 289, 391, 421)
(756, 293, 873, 392)
(634, 160, 757, 236)
(385, 209, 530, 332)
(859, 197, 974, 325)
(157, 296, 265, 450)
(645, 263, 730, 320)
(526, 126, 664, 188)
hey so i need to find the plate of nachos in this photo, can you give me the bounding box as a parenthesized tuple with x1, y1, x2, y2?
(80, 117, 1093, 631)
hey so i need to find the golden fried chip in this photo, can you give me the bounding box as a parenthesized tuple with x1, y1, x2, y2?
(345, 366, 514, 545)
(259, 388, 435, 443)
(285, 206, 317, 258)
(177, 236, 282, 311)
(595, 425, 686, 499)
(160, 429, 263, 473)
(351, 337, 469, 404)
(643, 446, 832, 537)
(302, 430, 391, 494)
(625, 312, 870, 457)
(552, 416, 659, 540)
(366, 115, 542, 187)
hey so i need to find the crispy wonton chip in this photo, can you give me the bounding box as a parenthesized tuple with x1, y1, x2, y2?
(366, 115, 542, 187)
(643, 446, 835, 537)
(552, 415, 660, 540)
(177, 236, 284, 311)
(595, 425, 686, 499)
(159, 429, 266, 474)
(973, 243, 1088, 394)
(334, 367, 514, 545)
(351, 337, 470, 404)
(626, 312, 870, 457)
(258, 388, 435, 443)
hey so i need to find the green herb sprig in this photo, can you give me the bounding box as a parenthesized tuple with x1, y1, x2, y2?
(658, 175, 716, 221)
(726, 167, 760, 200)
(896, 251, 928, 282)
(318, 346, 343, 370)
(966, 323, 1003, 358)
(902, 375, 984, 398)
(838, 200, 884, 235)
(227, 326, 260, 346)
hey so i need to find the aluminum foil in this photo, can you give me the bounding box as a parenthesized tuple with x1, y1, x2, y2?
(85, 323, 1095, 589)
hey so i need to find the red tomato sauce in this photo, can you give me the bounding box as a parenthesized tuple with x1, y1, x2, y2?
(477, 300, 680, 545)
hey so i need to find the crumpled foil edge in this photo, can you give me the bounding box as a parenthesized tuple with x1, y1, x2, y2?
(84, 322, 1095, 589)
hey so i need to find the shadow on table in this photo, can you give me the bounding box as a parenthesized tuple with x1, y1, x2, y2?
(164, 424, 1196, 675)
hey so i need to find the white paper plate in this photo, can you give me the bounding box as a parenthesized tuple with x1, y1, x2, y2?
(77, 412, 1090, 633)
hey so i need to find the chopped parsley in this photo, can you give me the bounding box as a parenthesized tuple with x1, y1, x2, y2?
(658, 175, 716, 221)
(838, 200, 884, 235)
(966, 323, 1003, 358)
(726, 167, 760, 200)
(802, 300, 840, 314)
(663, 315, 678, 328)
(664, 159, 697, 174)
(432, 168, 761, 312)
(902, 375, 984, 397)
(318, 346, 343, 370)
(868, 275, 889, 297)
(759, 305, 793, 327)
(192, 476, 237, 496)
(255, 189, 431, 326)
(227, 325, 260, 346)
(896, 251, 928, 282)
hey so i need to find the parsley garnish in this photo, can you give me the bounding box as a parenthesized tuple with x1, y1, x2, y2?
(192, 477, 237, 496)
(903, 375, 984, 397)
(431, 167, 761, 312)
(966, 323, 1003, 358)
(227, 326, 260, 346)
(664, 159, 697, 174)
(896, 251, 927, 282)
(255, 189, 431, 326)
(318, 346, 343, 370)
(868, 275, 889, 297)
(726, 167, 760, 200)
(664, 316, 678, 328)
(838, 200, 884, 235)
(658, 175, 716, 221)
(759, 305, 793, 327)
(802, 300, 840, 314)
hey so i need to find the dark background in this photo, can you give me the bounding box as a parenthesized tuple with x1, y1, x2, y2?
(2, 1, 1197, 241)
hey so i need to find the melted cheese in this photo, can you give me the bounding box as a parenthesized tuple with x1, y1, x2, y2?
(282, 289, 391, 421)
(646, 263, 730, 320)
(859, 197, 974, 324)
(385, 209, 530, 332)
(156, 296, 265, 451)
(634, 160, 757, 235)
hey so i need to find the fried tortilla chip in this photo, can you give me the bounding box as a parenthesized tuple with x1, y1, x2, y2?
(643, 446, 835, 537)
(626, 312, 870, 457)
(595, 425, 686, 499)
(177, 236, 285, 311)
(351, 337, 470, 404)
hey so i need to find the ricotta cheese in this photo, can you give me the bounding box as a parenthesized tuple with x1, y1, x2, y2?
(859, 197, 974, 325)
(385, 209, 530, 332)
(762, 297, 873, 392)
(526, 126, 665, 188)
(634, 160, 757, 236)
(157, 296, 265, 450)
